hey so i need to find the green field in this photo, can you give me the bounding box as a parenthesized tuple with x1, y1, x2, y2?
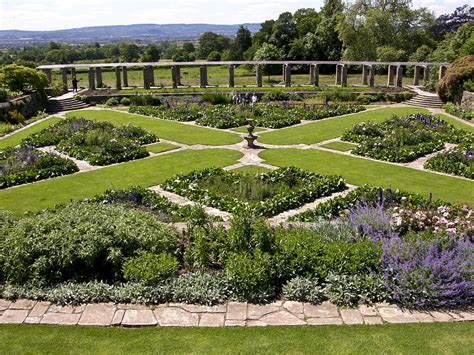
(0, 149, 242, 214)
(0, 117, 62, 149)
(320, 141, 357, 151)
(66, 110, 241, 145)
(260, 148, 474, 205)
(1, 323, 472, 354)
(145, 141, 179, 153)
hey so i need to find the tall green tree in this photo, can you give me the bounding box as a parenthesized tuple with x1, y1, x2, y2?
(269, 12, 297, 58)
(229, 26, 252, 60)
(197, 32, 231, 59)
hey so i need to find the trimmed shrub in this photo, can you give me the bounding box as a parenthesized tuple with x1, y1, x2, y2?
(0, 202, 179, 285)
(105, 98, 119, 106)
(201, 93, 231, 105)
(120, 97, 131, 106)
(123, 252, 180, 285)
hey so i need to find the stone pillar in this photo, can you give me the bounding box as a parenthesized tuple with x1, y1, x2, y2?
(413, 66, 420, 86)
(439, 65, 447, 80)
(71, 67, 76, 79)
(149, 67, 155, 87)
(341, 65, 348, 87)
(122, 66, 128, 87)
(43, 69, 52, 84)
(282, 64, 286, 83)
(396, 65, 403, 87)
(335, 65, 342, 85)
(362, 65, 368, 85)
(143, 66, 150, 89)
(423, 66, 430, 82)
(61, 68, 68, 90)
(369, 66, 376, 87)
(88, 68, 96, 90)
(387, 65, 395, 86)
(176, 66, 182, 86)
(228, 65, 235, 87)
(115, 66, 122, 90)
(95, 67, 103, 88)
(171, 66, 178, 88)
(310, 64, 319, 86)
(199, 65, 208, 88)
(284, 64, 291, 87)
(256, 64, 263, 87)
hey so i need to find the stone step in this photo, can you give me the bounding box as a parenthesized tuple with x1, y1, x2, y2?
(45, 97, 89, 113)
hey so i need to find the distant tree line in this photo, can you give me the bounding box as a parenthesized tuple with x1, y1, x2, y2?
(0, 1, 472, 67)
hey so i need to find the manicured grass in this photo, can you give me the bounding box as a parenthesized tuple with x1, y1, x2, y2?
(320, 141, 357, 152)
(258, 107, 429, 145)
(0, 116, 61, 149)
(231, 165, 272, 174)
(66, 110, 241, 146)
(231, 126, 268, 133)
(0, 149, 242, 214)
(145, 142, 179, 154)
(260, 148, 474, 205)
(434, 113, 474, 133)
(1, 323, 473, 354)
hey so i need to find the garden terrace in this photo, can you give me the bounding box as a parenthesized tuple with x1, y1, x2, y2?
(37, 60, 450, 91)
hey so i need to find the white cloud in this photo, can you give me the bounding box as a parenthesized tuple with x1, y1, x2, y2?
(0, 0, 469, 31)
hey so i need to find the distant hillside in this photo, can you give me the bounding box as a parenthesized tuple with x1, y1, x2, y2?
(0, 23, 261, 45)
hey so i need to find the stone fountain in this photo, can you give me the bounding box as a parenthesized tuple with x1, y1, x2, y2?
(244, 119, 258, 148)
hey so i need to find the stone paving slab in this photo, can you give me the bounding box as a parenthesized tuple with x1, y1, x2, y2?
(0, 298, 472, 327)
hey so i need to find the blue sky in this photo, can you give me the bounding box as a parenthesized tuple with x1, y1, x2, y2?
(0, 0, 469, 31)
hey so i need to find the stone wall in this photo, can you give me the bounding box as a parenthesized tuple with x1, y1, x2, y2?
(0, 92, 44, 121)
(460, 91, 474, 110)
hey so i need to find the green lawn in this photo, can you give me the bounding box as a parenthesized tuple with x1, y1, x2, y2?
(320, 141, 357, 152)
(435, 114, 474, 133)
(260, 148, 474, 205)
(66, 110, 241, 146)
(258, 107, 430, 145)
(0, 149, 242, 214)
(231, 126, 268, 133)
(0, 116, 61, 149)
(1, 323, 472, 354)
(231, 165, 272, 174)
(145, 142, 179, 154)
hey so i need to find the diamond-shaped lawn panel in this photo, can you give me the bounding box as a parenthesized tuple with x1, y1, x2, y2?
(162, 166, 346, 217)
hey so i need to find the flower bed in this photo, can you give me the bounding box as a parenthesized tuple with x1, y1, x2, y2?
(0, 145, 78, 189)
(424, 148, 474, 179)
(22, 118, 157, 165)
(342, 114, 473, 163)
(130, 103, 365, 129)
(161, 166, 347, 217)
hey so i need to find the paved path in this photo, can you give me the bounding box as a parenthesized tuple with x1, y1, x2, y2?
(0, 298, 472, 327)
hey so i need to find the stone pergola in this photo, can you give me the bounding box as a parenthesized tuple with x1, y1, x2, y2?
(37, 61, 450, 91)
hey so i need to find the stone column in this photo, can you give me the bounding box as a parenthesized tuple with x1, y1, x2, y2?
(423, 66, 430, 82)
(176, 66, 182, 86)
(284, 64, 291, 87)
(335, 65, 342, 85)
(362, 65, 368, 85)
(256, 64, 263, 87)
(228, 65, 235, 87)
(310, 64, 319, 86)
(149, 67, 155, 87)
(282, 64, 286, 83)
(43, 69, 52, 84)
(369, 66, 375, 87)
(199, 65, 208, 88)
(387, 65, 395, 86)
(122, 66, 128, 87)
(413, 66, 420, 86)
(61, 68, 68, 90)
(95, 67, 103, 88)
(341, 65, 348, 87)
(71, 67, 76, 79)
(143, 66, 150, 89)
(439, 65, 447, 80)
(396, 65, 403, 87)
(88, 68, 96, 90)
(171, 66, 178, 88)
(115, 66, 122, 90)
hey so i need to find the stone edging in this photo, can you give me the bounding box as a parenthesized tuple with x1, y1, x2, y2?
(0, 299, 472, 327)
